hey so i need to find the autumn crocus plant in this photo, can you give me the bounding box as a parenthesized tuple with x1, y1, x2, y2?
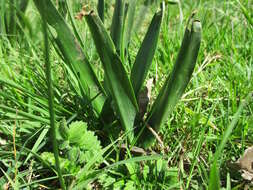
(34, 0, 202, 148)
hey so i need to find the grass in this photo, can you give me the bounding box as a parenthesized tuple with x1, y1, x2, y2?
(0, 0, 252, 189)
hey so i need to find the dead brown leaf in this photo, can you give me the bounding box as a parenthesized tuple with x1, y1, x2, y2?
(238, 146, 253, 182)
(138, 78, 153, 118)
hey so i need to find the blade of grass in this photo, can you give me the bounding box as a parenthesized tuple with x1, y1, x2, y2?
(106, 154, 163, 169)
(140, 19, 202, 148)
(130, 3, 164, 96)
(0, 168, 18, 190)
(235, 0, 253, 27)
(24, 127, 49, 164)
(209, 160, 220, 190)
(208, 92, 252, 189)
(0, 91, 50, 117)
(85, 11, 139, 141)
(213, 93, 252, 160)
(16, 126, 48, 162)
(0, 105, 50, 124)
(65, 0, 85, 49)
(41, 3, 66, 189)
(16, 145, 56, 173)
(186, 104, 216, 188)
(0, 77, 72, 116)
(18, 174, 73, 189)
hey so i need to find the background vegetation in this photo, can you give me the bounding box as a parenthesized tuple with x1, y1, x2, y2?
(0, 0, 252, 189)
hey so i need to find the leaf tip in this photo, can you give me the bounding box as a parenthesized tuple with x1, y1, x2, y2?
(192, 20, 202, 33)
(75, 5, 94, 20)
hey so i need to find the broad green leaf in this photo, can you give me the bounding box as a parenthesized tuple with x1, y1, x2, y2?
(41, 152, 73, 173)
(130, 5, 164, 96)
(68, 121, 87, 146)
(110, 0, 125, 54)
(33, 0, 106, 115)
(97, 0, 105, 23)
(123, 0, 136, 57)
(99, 97, 115, 125)
(85, 11, 138, 141)
(59, 118, 69, 140)
(140, 19, 202, 147)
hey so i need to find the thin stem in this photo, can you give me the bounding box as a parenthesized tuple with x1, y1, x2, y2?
(41, 4, 66, 190)
(13, 109, 18, 184)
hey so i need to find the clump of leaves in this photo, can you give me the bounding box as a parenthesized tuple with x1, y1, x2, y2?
(42, 121, 103, 174)
(33, 0, 202, 149)
(98, 159, 180, 189)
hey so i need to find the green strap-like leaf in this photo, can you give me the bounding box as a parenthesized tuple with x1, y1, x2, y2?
(130, 5, 164, 96)
(110, 0, 125, 54)
(123, 0, 136, 52)
(19, 0, 29, 13)
(33, 0, 106, 115)
(140, 20, 202, 148)
(97, 0, 105, 23)
(85, 12, 138, 141)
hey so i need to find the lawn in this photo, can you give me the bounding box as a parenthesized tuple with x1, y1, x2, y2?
(0, 0, 252, 189)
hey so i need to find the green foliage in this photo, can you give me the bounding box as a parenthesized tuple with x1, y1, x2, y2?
(1, 0, 252, 189)
(42, 121, 103, 174)
(98, 159, 180, 189)
(0, 0, 31, 41)
(97, 0, 105, 22)
(33, 0, 202, 148)
(130, 7, 163, 96)
(140, 19, 202, 147)
(110, 0, 125, 54)
(60, 121, 103, 164)
(208, 93, 253, 190)
(41, 152, 79, 174)
(34, 0, 106, 116)
(85, 11, 139, 141)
